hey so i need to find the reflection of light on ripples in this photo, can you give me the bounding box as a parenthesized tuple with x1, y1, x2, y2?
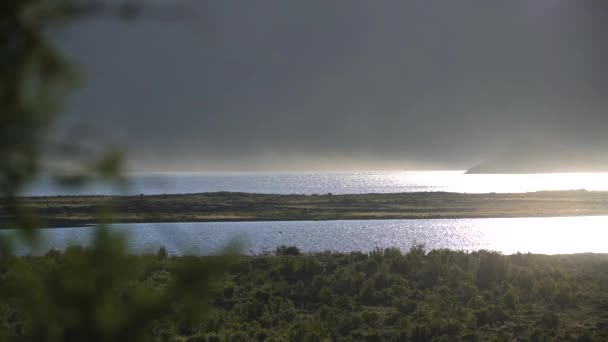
(477, 216, 608, 254)
(21, 171, 608, 196)
(444, 173, 608, 194)
(5, 216, 608, 256)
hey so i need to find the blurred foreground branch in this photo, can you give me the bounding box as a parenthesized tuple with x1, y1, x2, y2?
(0, 1, 232, 341)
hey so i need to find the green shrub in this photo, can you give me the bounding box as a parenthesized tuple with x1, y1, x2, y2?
(275, 246, 301, 256)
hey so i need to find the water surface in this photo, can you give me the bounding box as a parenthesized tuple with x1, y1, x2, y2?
(22, 171, 608, 196)
(9, 216, 608, 255)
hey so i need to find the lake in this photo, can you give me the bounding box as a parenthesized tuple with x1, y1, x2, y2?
(22, 171, 608, 196)
(7, 216, 608, 256)
(16, 172, 608, 256)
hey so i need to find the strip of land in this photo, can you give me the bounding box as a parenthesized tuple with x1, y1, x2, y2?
(3, 190, 608, 228)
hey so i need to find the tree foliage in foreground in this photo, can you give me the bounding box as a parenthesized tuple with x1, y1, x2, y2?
(1, 1, 233, 341)
(2, 246, 607, 341)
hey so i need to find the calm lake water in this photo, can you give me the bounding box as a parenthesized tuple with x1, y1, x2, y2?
(7, 216, 608, 256)
(22, 171, 608, 196)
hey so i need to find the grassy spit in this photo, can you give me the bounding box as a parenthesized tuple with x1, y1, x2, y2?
(3, 190, 608, 228)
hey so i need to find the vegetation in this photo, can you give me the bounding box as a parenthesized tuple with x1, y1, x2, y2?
(5, 190, 608, 228)
(0, 231, 236, 342)
(1, 2, 233, 341)
(2, 246, 607, 341)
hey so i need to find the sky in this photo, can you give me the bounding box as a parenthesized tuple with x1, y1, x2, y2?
(55, 0, 608, 171)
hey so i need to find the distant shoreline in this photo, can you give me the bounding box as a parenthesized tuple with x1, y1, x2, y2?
(3, 190, 608, 228)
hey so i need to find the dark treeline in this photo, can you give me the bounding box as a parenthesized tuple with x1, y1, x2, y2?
(2, 246, 607, 341)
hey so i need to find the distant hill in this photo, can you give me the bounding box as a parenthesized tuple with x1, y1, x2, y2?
(466, 141, 607, 174)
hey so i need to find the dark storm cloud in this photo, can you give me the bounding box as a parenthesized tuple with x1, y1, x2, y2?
(56, 0, 608, 170)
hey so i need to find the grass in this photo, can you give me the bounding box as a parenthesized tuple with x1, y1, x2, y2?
(3, 190, 608, 227)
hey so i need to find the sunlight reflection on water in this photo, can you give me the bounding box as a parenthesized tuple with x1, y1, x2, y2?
(22, 171, 608, 195)
(9, 216, 608, 256)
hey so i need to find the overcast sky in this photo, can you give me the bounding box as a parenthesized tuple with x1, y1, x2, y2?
(55, 0, 608, 171)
